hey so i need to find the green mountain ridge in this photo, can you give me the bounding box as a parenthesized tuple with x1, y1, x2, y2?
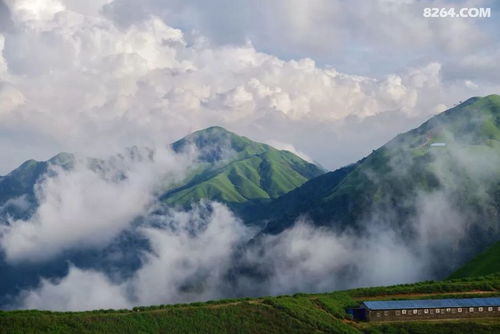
(260, 95, 500, 239)
(162, 126, 325, 216)
(0, 126, 324, 223)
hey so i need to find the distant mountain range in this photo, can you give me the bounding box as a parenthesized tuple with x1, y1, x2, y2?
(1, 95, 500, 308)
(0, 127, 324, 223)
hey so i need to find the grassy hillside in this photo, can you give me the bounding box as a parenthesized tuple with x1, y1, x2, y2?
(449, 241, 500, 279)
(2, 275, 500, 334)
(261, 95, 500, 257)
(163, 126, 325, 215)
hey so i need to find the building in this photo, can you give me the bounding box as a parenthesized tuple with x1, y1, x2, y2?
(353, 297, 500, 322)
(430, 142, 447, 147)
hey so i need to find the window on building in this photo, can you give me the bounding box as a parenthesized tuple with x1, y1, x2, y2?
(488, 307, 493, 312)
(458, 308, 462, 313)
(376, 312, 381, 317)
(479, 307, 483, 312)
(402, 310, 407, 315)
(384, 311, 389, 316)
(498, 307, 500, 311)
(469, 307, 474, 312)
(446, 308, 451, 313)
(396, 310, 401, 316)
(436, 309, 440, 314)
(424, 309, 429, 314)
(413, 309, 417, 315)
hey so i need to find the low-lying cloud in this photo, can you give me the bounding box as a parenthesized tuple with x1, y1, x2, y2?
(0, 146, 192, 262)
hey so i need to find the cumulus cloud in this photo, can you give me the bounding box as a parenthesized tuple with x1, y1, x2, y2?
(0, 0, 494, 174)
(101, 0, 498, 73)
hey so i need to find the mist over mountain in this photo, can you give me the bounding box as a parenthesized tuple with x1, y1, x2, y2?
(232, 95, 500, 291)
(0, 95, 500, 310)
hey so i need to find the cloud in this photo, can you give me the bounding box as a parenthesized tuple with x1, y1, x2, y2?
(130, 202, 251, 305)
(264, 140, 313, 163)
(101, 0, 497, 73)
(0, 0, 494, 174)
(13, 202, 253, 310)
(235, 220, 425, 297)
(19, 265, 130, 311)
(0, 146, 192, 262)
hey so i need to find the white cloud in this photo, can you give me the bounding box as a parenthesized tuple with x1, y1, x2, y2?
(100, 0, 496, 73)
(20, 265, 130, 311)
(0, 147, 192, 262)
(264, 140, 313, 163)
(131, 202, 251, 305)
(0, 82, 24, 115)
(14, 202, 252, 310)
(0, 0, 492, 174)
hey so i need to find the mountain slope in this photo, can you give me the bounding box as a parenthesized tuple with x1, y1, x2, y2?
(163, 126, 325, 215)
(262, 95, 500, 233)
(254, 95, 500, 279)
(449, 241, 500, 279)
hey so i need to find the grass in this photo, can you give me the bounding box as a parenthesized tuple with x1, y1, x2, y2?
(449, 241, 500, 279)
(2, 275, 500, 333)
(163, 127, 324, 208)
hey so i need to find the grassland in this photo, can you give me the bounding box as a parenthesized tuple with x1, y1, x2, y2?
(2, 275, 500, 333)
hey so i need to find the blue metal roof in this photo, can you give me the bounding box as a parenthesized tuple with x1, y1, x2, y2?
(362, 297, 500, 310)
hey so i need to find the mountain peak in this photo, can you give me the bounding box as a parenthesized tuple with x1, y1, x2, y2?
(172, 126, 270, 162)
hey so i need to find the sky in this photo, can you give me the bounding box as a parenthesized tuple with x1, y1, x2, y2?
(0, 0, 499, 173)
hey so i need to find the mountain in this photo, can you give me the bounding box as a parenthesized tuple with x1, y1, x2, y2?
(449, 241, 500, 279)
(2, 97, 500, 312)
(163, 126, 325, 217)
(0, 127, 324, 223)
(256, 95, 500, 274)
(262, 95, 500, 229)
(0, 127, 324, 306)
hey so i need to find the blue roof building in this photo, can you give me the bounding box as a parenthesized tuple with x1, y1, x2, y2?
(362, 297, 500, 310)
(354, 297, 500, 322)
